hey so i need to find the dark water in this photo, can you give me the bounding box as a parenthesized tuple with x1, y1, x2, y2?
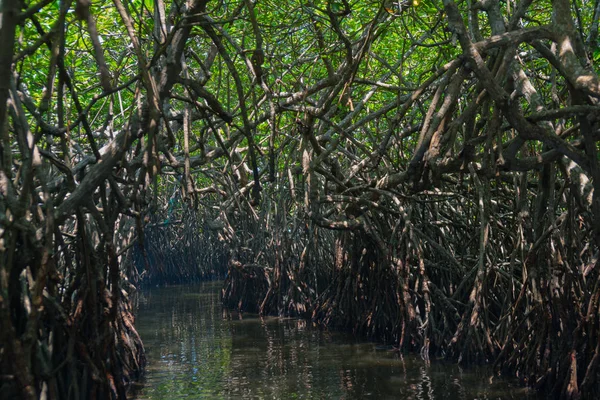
(132, 282, 538, 400)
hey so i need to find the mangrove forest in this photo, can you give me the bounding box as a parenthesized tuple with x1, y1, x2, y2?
(1, 0, 599, 398)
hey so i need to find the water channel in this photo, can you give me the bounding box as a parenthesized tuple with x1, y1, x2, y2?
(132, 282, 539, 399)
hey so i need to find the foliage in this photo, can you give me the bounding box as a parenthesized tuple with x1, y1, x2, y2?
(0, 0, 599, 398)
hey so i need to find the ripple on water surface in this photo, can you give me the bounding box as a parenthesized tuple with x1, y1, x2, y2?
(131, 282, 539, 400)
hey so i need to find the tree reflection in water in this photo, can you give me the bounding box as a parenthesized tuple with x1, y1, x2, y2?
(132, 282, 539, 400)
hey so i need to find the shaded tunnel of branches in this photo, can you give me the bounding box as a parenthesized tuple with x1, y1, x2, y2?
(1, 0, 600, 399)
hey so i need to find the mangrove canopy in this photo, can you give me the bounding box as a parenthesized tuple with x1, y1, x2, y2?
(1, 0, 599, 398)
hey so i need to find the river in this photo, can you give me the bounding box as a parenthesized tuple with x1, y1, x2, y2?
(131, 282, 538, 399)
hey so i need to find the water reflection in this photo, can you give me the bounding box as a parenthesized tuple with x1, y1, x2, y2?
(132, 283, 539, 399)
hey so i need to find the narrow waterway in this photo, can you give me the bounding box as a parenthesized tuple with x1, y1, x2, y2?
(132, 282, 538, 399)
